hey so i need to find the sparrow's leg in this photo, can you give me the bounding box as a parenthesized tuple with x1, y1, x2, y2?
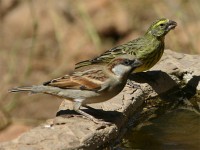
(74, 101, 96, 120)
(73, 100, 110, 125)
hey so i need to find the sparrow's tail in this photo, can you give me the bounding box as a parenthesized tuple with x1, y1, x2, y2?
(8, 85, 49, 94)
(9, 85, 61, 95)
(9, 86, 33, 93)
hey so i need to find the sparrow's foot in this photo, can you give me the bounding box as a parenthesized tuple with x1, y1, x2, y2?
(84, 105, 104, 113)
(75, 109, 111, 125)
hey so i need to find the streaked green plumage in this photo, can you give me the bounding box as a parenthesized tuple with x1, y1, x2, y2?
(75, 18, 177, 72)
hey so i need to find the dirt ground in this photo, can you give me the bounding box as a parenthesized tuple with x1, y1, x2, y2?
(0, 0, 200, 142)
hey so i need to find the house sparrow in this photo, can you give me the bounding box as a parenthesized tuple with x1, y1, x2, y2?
(75, 18, 177, 73)
(9, 58, 142, 124)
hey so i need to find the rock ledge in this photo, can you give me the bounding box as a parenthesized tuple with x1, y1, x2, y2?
(0, 50, 199, 150)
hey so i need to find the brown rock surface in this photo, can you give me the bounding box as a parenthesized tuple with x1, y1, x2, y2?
(0, 50, 199, 149)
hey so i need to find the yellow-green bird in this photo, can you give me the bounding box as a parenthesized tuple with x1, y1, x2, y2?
(75, 18, 177, 72)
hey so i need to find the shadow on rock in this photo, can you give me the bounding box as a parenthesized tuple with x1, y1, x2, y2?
(56, 107, 123, 125)
(182, 75, 200, 99)
(129, 71, 200, 113)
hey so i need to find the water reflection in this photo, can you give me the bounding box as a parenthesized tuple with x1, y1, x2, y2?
(120, 109, 200, 149)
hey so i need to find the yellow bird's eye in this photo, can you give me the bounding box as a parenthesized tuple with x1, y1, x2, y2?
(160, 23, 164, 27)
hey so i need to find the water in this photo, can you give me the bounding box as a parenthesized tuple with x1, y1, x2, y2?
(120, 109, 200, 150)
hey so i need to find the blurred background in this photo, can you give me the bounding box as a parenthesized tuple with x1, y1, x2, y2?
(0, 0, 200, 142)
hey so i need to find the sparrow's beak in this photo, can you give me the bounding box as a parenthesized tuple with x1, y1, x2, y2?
(167, 20, 177, 30)
(131, 59, 143, 68)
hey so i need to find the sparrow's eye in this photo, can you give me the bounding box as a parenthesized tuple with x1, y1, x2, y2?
(123, 59, 130, 66)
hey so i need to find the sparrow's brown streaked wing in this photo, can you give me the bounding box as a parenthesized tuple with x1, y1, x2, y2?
(43, 69, 108, 91)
